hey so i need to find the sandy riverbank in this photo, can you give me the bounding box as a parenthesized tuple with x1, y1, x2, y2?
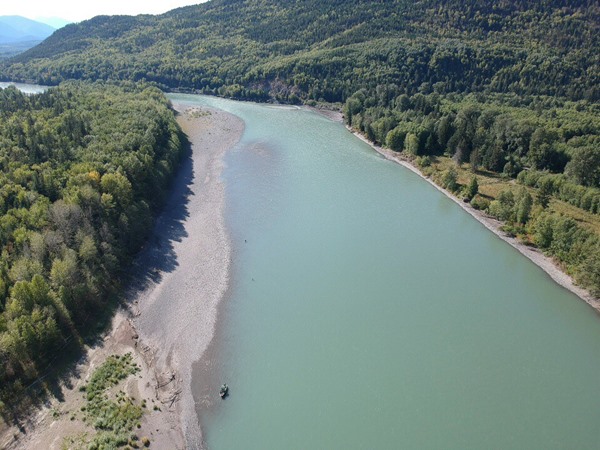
(129, 103, 244, 449)
(350, 129, 600, 313)
(0, 104, 244, 450)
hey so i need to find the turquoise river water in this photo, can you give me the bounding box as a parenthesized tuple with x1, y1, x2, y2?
(182, 94, 600, 449)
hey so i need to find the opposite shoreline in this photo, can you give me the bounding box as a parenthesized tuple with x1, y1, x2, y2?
(348, 128, 600, 313)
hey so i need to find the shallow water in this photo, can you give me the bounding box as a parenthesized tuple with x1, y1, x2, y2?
(0, 81, 48, 94)
(176, 94, 600, 449)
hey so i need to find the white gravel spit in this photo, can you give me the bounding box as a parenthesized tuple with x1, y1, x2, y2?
(131, 104, 244, 449)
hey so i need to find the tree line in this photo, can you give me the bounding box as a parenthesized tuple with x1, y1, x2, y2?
(0, 82, 185, 413)
(0, 0, 599, 409)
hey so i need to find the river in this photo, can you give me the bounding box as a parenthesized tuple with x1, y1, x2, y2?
(166, 94, 600, 450)
(0, 81, 48, 94)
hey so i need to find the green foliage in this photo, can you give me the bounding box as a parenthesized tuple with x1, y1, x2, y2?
(344, 88, 600, 297)
(416, 155, 432, 169)
(578, 243, 600, 297)
(385, 126, 406, 152)
(0, 82, 184, 411)
(0, 0, 596, 410)
(81, 353, 144, 449)
(442, 166, 459, 192)
(374, 97, 600, 296)
(517, 169, 600, 214)
(528, 128, 565, 172)
(346, 88, 600, 183)
(489, 190, 515, 222)
(515, 188, 533, 225)
(470, 195, 489, 211)
(481, 184, 600, 294)
(464, 176, 479, 201)
(404, 133, 420, 156)
(565, 146, 600, 188)
(530, 212, 593, 266)
(1, 0, 598, 103)
(84, 354, 139, 400)
(537, 177, 555, 209)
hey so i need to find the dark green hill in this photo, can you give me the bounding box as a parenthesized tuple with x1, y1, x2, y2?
(2, 0, 599, 101)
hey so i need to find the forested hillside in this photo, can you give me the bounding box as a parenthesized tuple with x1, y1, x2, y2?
(0, 0, 599, 292)
(1, 0, 598, 434)
(0, 0, 598, 424)
(1, 0, 598, 102)
(0, 83, 184, 412)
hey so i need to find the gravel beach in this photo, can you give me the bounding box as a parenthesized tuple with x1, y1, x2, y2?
(131, 103, 244, 449)
(4, 99, 597, 449)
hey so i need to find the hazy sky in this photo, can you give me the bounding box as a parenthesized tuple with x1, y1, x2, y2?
(0, 0, 205, 23)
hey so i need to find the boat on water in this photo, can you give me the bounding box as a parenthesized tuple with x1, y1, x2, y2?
(219, 384, 229, 399)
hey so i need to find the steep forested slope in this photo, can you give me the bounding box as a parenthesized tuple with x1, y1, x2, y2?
(2, 0, 598, 101)
(0, 83, 184, 412)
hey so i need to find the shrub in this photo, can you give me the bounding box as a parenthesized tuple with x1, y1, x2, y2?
(470, 195, 489, 211)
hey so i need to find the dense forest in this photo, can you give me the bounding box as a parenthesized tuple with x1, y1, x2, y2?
(0, 82, 184, 413)
(1, 0, 598, 102)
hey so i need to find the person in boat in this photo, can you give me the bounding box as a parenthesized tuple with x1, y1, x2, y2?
(220, 384, 229, 397)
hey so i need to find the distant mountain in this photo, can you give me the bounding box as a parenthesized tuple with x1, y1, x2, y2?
(0, 16, 56, 58)
(0, 15, 55, 44)
(36, 17, 72, 29)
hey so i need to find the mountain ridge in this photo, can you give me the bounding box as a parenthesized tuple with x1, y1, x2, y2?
(2, 0, 598, 101)
(0, 15, 55, 44)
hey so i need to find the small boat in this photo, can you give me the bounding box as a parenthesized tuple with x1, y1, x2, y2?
(219, 384, 229, 399)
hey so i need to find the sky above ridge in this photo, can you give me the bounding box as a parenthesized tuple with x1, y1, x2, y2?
(0, 0, 205, 23)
